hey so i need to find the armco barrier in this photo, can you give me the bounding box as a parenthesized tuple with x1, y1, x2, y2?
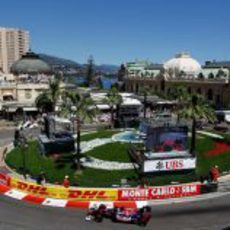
(4, 174, 202, 201)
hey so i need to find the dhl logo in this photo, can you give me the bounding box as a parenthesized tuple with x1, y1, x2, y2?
(68, 190, 110, 199)
(16, 181, 49, 195)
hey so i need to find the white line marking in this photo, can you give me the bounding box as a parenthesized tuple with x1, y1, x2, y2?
(42, 198, 68, 207)
(89, 201, 114, 209)
(136, 201, 148, 208)
(4, 189, 27, 200)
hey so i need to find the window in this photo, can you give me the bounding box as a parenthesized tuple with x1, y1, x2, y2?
(24, 89, 32, 99)
(207, 89, 213, 100)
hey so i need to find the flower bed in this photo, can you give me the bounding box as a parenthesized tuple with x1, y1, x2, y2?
(206, 142, 230, 157)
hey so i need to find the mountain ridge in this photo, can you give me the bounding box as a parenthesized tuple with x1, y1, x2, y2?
(39, 53, 119, 73)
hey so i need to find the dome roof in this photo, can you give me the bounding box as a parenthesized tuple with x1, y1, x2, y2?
(11, 51, 52, 75)
(164, 53, 201, 75)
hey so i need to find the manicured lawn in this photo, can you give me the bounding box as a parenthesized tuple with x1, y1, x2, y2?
(86, 142, 132, 162)
(5, 141, 138, 187)
(77, 168, 137, 187)
(80, 130, 120, 142)
(5, 142, 76, 185)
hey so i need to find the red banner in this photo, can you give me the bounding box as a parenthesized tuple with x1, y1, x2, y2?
(118, 183, 201, 201)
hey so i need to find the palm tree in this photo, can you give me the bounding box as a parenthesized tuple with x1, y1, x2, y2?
(35, 78, 61, 113)
(138, 86, 148, 118)
(169, 85, 190, 123)
(162, 85, 216, 156)
(138, 86, 157, 118)
(104, 87, 123, 128)
(35, 92, 53, 113)
(61, 91, 97, 170)
(138, 86, 166, 118)
(179, 94, 216, 156)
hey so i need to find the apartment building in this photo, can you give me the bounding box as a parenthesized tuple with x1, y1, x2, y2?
(0, 27, 29, 73)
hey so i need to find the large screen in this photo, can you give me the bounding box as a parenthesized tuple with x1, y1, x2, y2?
(145, 126, 188, 153)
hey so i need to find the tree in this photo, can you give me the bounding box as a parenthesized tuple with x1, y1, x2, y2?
(162, 85, 216, 156)
(104, 87, 123, 128)
(138, 86, 151, 118)
(61, 91, 97, 170)
(85, 55, 95, 87)
(178, 94, 216, 156)
(35, 92, 53, 113)
(35, 78, 61, 113)
(117, 64, 126, 81)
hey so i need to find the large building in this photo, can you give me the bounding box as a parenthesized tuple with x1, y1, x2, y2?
(0, 50, 77, 120)
(0, 27, 29, 73)
(124, 53, 230, 108)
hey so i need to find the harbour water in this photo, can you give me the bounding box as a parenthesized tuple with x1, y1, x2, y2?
(66, 76, 118, 89)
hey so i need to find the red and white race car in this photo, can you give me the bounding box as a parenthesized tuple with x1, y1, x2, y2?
(85, 204, 151, 226)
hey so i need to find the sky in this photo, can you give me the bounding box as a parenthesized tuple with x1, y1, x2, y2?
(1, 0, 230, 65)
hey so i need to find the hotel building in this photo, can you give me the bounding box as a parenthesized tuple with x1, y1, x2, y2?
(0, 27, 29, 73)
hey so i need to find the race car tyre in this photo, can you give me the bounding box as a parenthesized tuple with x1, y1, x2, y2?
(95, 214, 103, 223)
(111, 214, 117, 223)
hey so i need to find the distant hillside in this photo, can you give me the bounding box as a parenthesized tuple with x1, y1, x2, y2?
(39, 54, 80, 69)
(96, 64, 119, 73)
(39, 53, 119, 74)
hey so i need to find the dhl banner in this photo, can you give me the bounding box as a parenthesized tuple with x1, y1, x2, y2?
(118, 183, 201, 201)
(9, 177, 118, 201)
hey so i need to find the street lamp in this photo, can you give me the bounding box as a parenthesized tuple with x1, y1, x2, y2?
(22, 142, 28, 179)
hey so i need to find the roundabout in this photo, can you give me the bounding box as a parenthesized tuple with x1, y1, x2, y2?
(1, 128, 230, 229)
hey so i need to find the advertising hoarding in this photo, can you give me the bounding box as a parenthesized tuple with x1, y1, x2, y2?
(143, 158, 196, 173)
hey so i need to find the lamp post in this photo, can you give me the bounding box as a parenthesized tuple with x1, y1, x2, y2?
(143, 92, 147, 119)
(22, 142, 28, 179)
(71, 106, 81, 171)
(76, 116, 81, 171)
(19, 133, 28, 179)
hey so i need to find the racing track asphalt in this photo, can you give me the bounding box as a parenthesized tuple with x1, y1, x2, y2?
(0, 192, 230, 230)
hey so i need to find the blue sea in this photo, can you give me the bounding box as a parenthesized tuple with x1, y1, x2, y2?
(72, 76, 118, 89)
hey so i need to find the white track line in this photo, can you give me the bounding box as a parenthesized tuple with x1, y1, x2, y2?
(89, 201, 114, 209)
(4, 189, 27, 200)
(42, 198, 68, 207)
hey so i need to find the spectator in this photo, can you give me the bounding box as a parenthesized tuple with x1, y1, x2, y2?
(14, 128, 20, 147)
(138, 179, 148, 189)
(36, 171, 46, 185)
(63, 175, 70, 188)
(210, 165, 220, 182)
(1, 147, 7, 162)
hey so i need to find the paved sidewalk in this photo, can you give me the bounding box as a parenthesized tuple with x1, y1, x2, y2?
(0, 145, 12, 179)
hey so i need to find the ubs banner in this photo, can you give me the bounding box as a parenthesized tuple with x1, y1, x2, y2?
(118, 183, 201, 200)
(143, 158, 196, 173)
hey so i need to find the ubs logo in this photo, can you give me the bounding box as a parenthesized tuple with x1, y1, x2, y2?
(156, 161, 164, 170)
